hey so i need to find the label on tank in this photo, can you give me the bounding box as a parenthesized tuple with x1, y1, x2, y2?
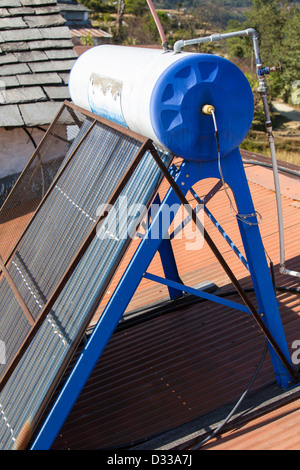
(88, 73, 128, 128)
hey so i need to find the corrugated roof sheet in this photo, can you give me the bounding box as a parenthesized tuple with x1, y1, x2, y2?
(1, 150, 299, 450)
(40, 152, 299, 450)
(203, 398, 300, 450)
(70, 27, 112, 38)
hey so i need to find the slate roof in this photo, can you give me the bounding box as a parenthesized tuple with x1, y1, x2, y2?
(0, 0, 77, 128)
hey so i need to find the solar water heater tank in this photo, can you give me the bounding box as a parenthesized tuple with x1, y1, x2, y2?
(69, 45, 254, 161)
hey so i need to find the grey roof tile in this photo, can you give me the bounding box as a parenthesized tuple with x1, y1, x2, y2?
(33, 6, 60, 14)
(28, 58, 75, 72)
(58, 3, 90, 12)
(58, 72, 69, 84)
(4, 85, 46, 103)
(21, 0, 57, 5)
(0, 83, 7, 103)
(0, 104, 24, 126)
(19, 100, 61, 126)
(0, 75, 19, 87)
(0, 16, 27, 30)
(14, 50, 48, 62)
(2, 1, 22, 7)
(0, 0, 77, 127)
(17, 71, 62, 85)
(0, 41, 30, 52)
(28, 38, 73, 50)
(8, 7, 34, 15)
(43, 84, 69, 99)
(0, 9, 10, 17)
(0, 53, 18, 64)
(40, 25, 71, 39)
(0, 62, 30, 75)
(1, 28, 42, 41)
(45, 48, 77, 59)
(24, 14, 66, 28)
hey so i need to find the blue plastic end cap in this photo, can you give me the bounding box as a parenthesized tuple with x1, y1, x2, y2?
(150, 54, 254, 161)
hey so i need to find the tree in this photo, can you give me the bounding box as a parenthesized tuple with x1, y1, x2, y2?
(78, 0, 116, 14)
(115, 0, 126, 41)
(280, 5, 300, 103)
(225, 0, 300, 103)
(125, 0, 149, 16)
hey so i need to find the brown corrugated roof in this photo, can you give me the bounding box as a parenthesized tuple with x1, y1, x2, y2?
(70, 27, 112, 38)
(91, 152, 300, 325)
(44, 153, 300, 450)
(1, 151, 299, 450)
(203, 398, 300, 450)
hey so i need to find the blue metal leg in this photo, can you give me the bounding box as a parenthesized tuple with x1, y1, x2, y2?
(158, 239, 183, 299)
(189, 187, 249, 271)
(218, 149, 293, 388)
(151, 194, 183, 300)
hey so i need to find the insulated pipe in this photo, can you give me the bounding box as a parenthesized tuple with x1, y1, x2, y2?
(173, 28, 261, 63)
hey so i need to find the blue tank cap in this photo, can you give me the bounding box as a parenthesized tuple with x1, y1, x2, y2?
(150, 54, 254, 161)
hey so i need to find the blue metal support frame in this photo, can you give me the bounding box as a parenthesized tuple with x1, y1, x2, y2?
(190, 187, 250, 271)
(143, 271, 250, 314)
(152, 194, 183, 300)
(169, 190, 249, 271)
(31, 150, 295, 450)
(158, 239, 183, 299)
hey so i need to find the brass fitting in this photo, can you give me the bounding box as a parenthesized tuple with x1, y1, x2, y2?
(202, 104, 215, 115)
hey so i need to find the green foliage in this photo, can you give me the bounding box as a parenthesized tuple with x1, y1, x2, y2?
(280, 5, 300, 102)
(125, 0, 149, 16)
(83, 0, 299, 106)
(78, 0, 116, 14)
(225, 0, 300, 104)
(81, 34, 94, 45)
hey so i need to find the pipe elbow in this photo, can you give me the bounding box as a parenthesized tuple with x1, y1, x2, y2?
(246, 28, 258, 38)
(173, 40, 184, 53)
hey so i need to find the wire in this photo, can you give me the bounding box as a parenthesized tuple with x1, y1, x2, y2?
(210, 109, 262, 227)
(189, 341, 269, 449)
(242, 159, 300, 178)
(188, 251, 297, 449)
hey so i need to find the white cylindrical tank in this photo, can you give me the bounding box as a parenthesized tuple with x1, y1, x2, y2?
(69, 45, 254, 161)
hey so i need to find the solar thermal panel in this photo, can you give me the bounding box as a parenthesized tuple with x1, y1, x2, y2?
(0, 102, 172, 449)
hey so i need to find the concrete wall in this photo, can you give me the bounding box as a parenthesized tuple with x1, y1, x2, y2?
(0, 125, 70, 207)
(0, 127, 45, 179)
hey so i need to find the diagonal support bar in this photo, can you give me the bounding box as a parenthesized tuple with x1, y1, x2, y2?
(190, 187, 249, 271)
(0, 256, 35, 326)
(143, 272, 250, 314)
